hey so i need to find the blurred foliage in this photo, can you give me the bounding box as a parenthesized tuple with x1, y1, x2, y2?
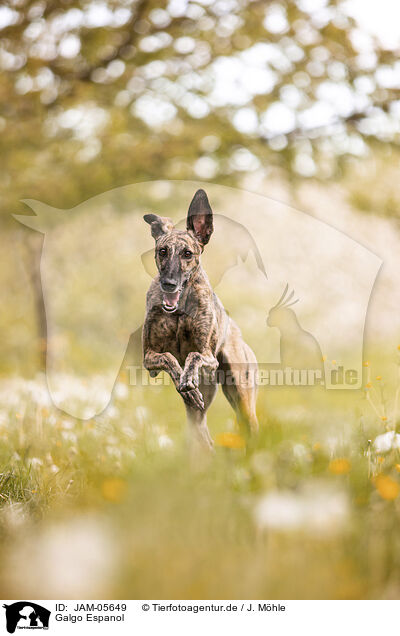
(1, 0, 400, 218)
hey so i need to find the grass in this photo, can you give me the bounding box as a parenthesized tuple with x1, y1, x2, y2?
(1, 353, 400, 600)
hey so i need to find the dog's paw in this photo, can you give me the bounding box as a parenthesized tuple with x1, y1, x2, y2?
(178, 375, 199, 393)
(179, 387, 204, 411)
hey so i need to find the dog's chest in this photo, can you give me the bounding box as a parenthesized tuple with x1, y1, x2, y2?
(149, 312, 198, 363)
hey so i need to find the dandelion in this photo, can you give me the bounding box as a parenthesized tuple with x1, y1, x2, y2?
(364, 361, 370, 367)
(328, 458, 351, 475)
(375, 475, 400, 501)
(365, 382, 372, 389)
(376, 376, 382, 381)
(377, 456, 385, 464)
(101, 478, 127, 503)
(215, 432, 246, 450)
(381, 416, 388, 422)
(322, 356, 327, 362)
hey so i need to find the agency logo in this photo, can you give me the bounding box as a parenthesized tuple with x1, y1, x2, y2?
(2, 602, 50, 634)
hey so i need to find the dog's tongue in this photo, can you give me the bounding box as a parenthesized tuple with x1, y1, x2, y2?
(163, 290, 180, 308)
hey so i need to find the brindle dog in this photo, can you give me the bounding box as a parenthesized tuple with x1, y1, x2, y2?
(142, 189, 259, 450)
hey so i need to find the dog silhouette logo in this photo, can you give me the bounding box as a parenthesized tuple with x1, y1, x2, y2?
(13, 180, 381, 413)
(3, 602, 50, 633)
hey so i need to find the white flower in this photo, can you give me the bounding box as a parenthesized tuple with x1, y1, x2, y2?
(135, 406, 149, 423)
(122, 426, 136, 440)
(5, 516, 117, 597)
(106, 446, 122, 459)
(114, 382, 129, 400)
(61, 419, 75, 429)
(1, 503, 28, 530)
(28, 457, 43, 469)
(105, 405, 119, 419)
(373, 431, 400, 453)
(158, 434, 174, 449)
(255, 484, 349, 535)
(61, 431, 77, 443)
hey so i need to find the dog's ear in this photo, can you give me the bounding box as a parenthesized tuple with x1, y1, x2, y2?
(186, 189, 213, 246)
(144, 214, 174, 240)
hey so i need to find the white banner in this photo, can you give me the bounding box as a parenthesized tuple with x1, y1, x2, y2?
(1, 600, 398, 635)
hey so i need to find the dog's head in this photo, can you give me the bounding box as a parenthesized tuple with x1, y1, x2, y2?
(144, 189, 213, 313)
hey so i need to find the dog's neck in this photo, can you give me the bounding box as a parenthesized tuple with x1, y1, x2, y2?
(174, 264, 213, 317)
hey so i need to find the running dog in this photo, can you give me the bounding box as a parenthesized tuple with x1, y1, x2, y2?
(142, 189, 258, 450)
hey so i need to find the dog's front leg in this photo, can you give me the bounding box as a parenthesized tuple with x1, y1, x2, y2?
(179, 351, 218, 399)
(143, 350, 204, 410)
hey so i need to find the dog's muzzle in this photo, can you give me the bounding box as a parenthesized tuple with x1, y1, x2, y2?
(161, 288, 181, 313)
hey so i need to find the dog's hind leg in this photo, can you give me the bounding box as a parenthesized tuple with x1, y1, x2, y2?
(218, 323, 259, 437)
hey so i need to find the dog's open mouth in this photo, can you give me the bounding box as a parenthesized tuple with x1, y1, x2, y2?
(162, 290, 181, 313)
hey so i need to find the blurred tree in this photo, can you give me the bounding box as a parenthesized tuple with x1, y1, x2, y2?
(0, 0, 399, 215)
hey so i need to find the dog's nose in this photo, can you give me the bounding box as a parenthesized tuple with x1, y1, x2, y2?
(162, 279, 178, 291)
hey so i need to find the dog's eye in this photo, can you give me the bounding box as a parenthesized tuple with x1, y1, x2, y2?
(183, 250, 193, 259)
(159, 248, 167, 257)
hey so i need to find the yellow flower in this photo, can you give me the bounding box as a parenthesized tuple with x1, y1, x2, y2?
(313, 442, 321, 451)
(397, 345, 400, 351)
(365, 382, 372, 388)
(363, 361, 370, 367)
(215, 432, 246, 450)
(102, 478, 127, 503)
(332, 359, 337, 365)
(329, 458, 351, 475)
(376, 376, 382, 381)
(381, 416, 388, 422)
(322, 355, 327, 362)
(375, 474, 400, 501)
(377, 456, 385, 464)
(395, 464, 400, 473)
